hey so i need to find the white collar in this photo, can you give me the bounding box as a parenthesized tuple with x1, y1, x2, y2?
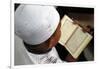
(26, 47, 62, 64)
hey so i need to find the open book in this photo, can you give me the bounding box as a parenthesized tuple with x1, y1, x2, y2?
(59, 15, 92, 59)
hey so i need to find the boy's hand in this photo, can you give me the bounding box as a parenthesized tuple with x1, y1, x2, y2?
(73, 20, 91, 33)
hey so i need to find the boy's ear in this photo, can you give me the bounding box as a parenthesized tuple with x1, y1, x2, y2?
(48, 36, 55, 48)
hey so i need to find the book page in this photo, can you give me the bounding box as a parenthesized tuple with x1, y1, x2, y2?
(65, 27, 88, 54)
(61, 15, 73, 27)
(73, 33, 92, 58)
(59, 15, 78, 45)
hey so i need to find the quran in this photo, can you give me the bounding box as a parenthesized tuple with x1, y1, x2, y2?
(59, 15, 92, 59)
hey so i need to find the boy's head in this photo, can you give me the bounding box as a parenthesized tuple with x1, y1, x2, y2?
(15, 4, 61, 53)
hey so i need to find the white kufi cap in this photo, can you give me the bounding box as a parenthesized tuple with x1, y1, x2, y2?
(15, 5, 60, 45)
